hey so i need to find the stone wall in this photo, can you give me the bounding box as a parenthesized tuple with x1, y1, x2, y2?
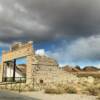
(0, 41, 79, 90)
(0, 41, 35, 83)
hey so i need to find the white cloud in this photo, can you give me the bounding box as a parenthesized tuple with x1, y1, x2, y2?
(46, 35, 100, 65)
(67, 35, 100, 61)
(35, 49, 47, 56)
(95, 64, 100, 68)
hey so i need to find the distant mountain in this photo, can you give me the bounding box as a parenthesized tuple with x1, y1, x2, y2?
(63, 65, 81, 72)
(82, 66, 99, 72)
(16, 64, 26, 76)
(63, 65, 100, 72)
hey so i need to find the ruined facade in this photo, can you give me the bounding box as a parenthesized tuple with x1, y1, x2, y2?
(0, 41, 59, 84)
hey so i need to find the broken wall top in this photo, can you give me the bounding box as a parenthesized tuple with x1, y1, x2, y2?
(2, 41, 34, 62)
(10, 41, 33, 51)
(35, 55, 58, 66)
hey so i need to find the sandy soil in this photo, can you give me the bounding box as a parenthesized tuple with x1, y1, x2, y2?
(21, 91, 97, 100)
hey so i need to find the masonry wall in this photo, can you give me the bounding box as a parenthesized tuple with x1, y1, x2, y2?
(0, 42, 36, 83)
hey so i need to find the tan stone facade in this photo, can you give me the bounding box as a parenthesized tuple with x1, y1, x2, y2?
(0, 41, 36, 83)
(0, 41, 59, 84)
(0, 41, 78, 87)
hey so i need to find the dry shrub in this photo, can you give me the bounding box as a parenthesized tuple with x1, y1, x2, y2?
(97, 96, 100, 100)
(56, 83, 78, 94)
(65, 86, 77, 94)
(85, 86, 100, 96)
(45, 83, 78, 94)
(45, 87, 66, 94)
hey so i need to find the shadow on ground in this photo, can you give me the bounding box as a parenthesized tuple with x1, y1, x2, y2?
(0, 90, 40, 100)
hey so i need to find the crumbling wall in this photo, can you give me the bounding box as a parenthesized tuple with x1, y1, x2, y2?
(0, 41, 36, 83)
(0, 41, 78, 90)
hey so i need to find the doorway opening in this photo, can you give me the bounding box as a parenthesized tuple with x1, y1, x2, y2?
(2, 57, 26, 82)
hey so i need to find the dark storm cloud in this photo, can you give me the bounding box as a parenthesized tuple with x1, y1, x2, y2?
(0, 0, 100, 43)
(19, 0, 100, 37)
(1, 0, 100, 64)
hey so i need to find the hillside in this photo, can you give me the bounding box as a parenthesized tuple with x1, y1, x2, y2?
(63, 65, 100, 72)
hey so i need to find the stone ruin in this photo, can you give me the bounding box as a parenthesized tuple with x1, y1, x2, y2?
(0, 41, 78, 88)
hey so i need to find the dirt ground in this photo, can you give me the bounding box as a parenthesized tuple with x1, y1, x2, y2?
(21, 91, 97, 100)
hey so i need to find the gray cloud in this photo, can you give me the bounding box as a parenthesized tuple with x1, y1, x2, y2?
(1, 0, 100, 64)
(0, 0, 100, 43)
(46, 35, 100, 64)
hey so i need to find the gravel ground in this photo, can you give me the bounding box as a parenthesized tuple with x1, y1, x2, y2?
(0, 90, 39, 100)
(21, 91, 97, 100)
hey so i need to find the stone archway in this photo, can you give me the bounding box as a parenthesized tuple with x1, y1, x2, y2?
(0, 41, 36, 83)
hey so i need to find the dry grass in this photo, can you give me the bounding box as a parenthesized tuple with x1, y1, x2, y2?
(75, 72, 100, 78)
(97, 96, 100, 100)
(45, 83, 77, 94)
(85, 86, 100, 96)
(65, 86, 77, 94)
(45, 77, 100, 96)
(45, 88, 66, 94)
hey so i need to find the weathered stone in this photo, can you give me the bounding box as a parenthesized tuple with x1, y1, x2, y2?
(0, 41, 78, 91)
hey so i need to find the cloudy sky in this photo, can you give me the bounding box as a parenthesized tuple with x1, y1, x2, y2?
(0, 0, 100, 67)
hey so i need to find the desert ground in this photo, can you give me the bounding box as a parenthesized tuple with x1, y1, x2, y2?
(21, 91, 97, 100)
(0, 90, 38, 100)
